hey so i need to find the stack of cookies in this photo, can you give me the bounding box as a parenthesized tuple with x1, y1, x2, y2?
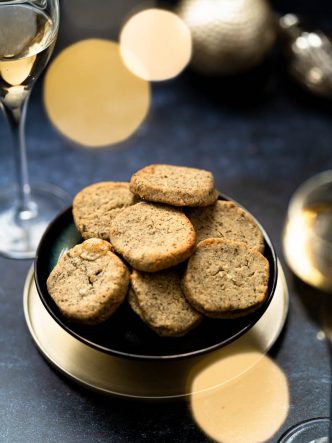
(47, 164, 270, 337)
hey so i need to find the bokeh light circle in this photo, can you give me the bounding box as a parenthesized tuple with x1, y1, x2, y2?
(44, 39, 150, 147)
(120, 8, 192, 81)
(191, 354, 289, 443)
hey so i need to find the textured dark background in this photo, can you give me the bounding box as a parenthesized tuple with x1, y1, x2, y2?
(0, 1, 332, 442)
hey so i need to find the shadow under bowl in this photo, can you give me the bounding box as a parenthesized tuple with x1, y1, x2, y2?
(34, 194, 278, 361)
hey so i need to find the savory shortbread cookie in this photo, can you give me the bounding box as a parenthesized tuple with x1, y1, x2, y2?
(182, 238, 269, 318)
(130, 269, 201, 336)
(47, 238, 129, 325)
(130, 164, 219, 207)
(187, 200, 264, 252)
(109, 202, 196, 272)
(73, 182, 136, 240)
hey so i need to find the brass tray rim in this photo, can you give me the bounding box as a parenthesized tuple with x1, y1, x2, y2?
(23, 262, 289, 399)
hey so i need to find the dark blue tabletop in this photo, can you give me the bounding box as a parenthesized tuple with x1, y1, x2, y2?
(0, 1, 332, 442)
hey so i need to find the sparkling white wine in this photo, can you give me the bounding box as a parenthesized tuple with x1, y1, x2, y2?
(0, 4, 56, 107)
(283, 201, 332, 292)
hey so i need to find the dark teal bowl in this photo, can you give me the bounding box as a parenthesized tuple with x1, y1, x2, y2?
(34, 195, 278, 361)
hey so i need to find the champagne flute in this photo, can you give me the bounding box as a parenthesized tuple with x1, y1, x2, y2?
(0, 0, 70, 259)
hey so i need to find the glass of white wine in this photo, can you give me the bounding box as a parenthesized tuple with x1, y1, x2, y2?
(282, 170, 332, 443)
(0, 0, 70, 259)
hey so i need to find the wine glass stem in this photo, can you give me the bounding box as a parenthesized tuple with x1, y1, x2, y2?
(2, 92, 36, 221)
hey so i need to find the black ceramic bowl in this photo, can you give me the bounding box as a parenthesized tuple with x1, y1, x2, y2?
(35, 195, 278, 361)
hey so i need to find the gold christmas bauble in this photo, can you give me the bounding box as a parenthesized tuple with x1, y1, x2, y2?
(177, 0, 277, 75)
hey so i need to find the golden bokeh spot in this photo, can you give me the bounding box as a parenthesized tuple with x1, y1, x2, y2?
(189, 345, 265, 394)
(191, 353, 289, 443)
(120, 8, 192, 81)
(44, 39, 150, 147)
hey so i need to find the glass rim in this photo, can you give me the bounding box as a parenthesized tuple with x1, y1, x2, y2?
(278, 417, 331, 442)
(0, 1, 48, 6)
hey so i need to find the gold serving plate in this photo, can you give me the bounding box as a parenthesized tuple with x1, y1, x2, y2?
(24, 262, 288, 399)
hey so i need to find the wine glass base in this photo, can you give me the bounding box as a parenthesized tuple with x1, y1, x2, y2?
(278, 418, 330, 443)
(0, 183, 71, 259)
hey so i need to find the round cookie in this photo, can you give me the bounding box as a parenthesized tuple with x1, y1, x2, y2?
(130, 164, 219, 207)
(109, 202, 196, 272)
(73, 182, 136, 240)
(47, 238, 129, 325)
(187, 200, 264, 253)
(182, 238, 269, 318)
(130, 269, 202, 337)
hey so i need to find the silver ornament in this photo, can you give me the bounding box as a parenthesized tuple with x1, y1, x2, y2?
(279, 14, 332, 98)
(177, 0, 277, 75)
